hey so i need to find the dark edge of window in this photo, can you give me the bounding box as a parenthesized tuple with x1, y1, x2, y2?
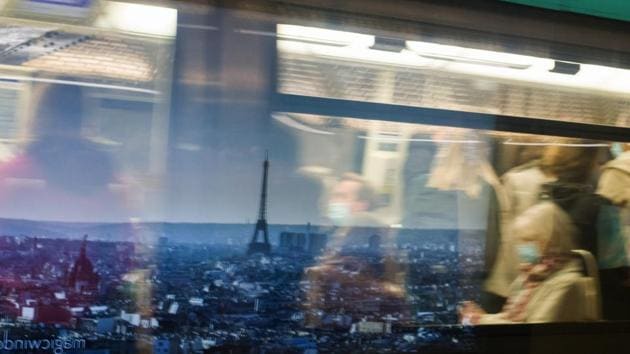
(273, 93, 630, 142)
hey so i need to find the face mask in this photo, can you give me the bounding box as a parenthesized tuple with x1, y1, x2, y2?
(327, 202, 351, 225)
(611, 143, 624, 158)
(517, 243, 541, 264)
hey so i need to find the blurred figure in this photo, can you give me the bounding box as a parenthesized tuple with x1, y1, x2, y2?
(483, 142, 612, 314)
(597, 142, 630, 220)
(402, 139, 458, 229)
(595, 143, 630, 319)
(326, 172, 382, 229)
(304, 173, 407, 328)
(0, 82, 129, 222)
(483, 147, 553, 312)
(461, 202, 595, 324)
(537, 143, 629, 320)
(0, 83, 153, 351)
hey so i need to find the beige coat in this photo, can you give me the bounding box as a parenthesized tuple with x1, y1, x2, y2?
(479, 260, 593, 324)
(485, 163, 554, 297)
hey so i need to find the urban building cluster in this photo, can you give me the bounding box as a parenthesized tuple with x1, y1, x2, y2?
(0, 227, 483, 353)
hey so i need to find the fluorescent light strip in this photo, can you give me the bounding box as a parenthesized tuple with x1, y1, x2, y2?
(405, 41, 540, 70)
(0, 75, 160, 95)
(416, 53, 531, 69)
(97, 2, 177, 37)
(272, 113, 335, 135)
(178, 24, 219, 31)
(358, 135, 482, 144)
(235, 29, 277, 37)
(278, 41, 429, 68)
(503, 140, 609, 147)
(277, 24, 374, 47)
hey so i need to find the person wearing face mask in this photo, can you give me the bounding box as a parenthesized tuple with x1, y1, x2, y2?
(459, 201, 595, 324)
(303, 173, 407, 328)
(483, 141, 600, 314)
(326, 173, 383, 229)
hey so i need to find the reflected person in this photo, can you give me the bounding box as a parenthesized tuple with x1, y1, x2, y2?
(304, 173, 407, 328)
(0, 83, 129, 221)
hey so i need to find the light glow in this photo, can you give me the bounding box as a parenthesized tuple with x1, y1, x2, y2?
(97, 1, 177, 37)
(503, 140, 610, 147)
(358, 135, 482, 144)
(278, 24, 630, 96)
(406, 41, 537, 69)
(277, 24, 373, 47)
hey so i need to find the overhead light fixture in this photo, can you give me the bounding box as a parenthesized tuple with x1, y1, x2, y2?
(406, 40, 536, 69)
(277, 24, 630, 95)
(272, 113, 335, 135)
(277, 40, 430, 68)
(358, 135, 482, 144)
(0, 75, 160, 94)
(96, 2, 177, 37)
(503, 140, 609, 147)
(277, 24, 373, 47)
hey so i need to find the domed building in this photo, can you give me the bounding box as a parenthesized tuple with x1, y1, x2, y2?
(68, 235, 100, 294)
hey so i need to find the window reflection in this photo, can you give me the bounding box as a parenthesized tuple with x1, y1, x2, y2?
(0, 3, 628, 353)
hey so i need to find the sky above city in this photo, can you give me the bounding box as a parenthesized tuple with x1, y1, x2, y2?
(0, 97, 489, 229)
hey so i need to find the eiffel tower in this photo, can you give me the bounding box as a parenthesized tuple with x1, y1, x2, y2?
(247, 153, 271, 255)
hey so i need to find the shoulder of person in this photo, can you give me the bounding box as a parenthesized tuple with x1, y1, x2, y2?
(503, 161, 542, 179)
(574, 194, 614, 219)
(511, 159, 541, 172)
(538, 262, 584, 293)
(502, 163, 549, 193)
(603, 152, 630, 174)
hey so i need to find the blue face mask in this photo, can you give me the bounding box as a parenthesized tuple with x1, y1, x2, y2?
(611, 143, 624, 158)
(327, 202, 351, 225)
(517, 243, 541, 264)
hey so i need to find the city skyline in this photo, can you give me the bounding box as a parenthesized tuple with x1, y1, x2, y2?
(0, 225, 480, 352)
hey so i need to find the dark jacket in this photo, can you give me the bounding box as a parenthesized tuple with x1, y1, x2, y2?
(541, 182, 604, 256)
(542, 181, 630, 321)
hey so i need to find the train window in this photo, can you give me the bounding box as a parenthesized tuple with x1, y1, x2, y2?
(0, 1, 629, 353)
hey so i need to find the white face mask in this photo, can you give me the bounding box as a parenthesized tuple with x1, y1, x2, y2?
(327, 202, 351, 225)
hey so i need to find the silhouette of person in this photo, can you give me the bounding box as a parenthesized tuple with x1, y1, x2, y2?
(0, 82, 129, 222)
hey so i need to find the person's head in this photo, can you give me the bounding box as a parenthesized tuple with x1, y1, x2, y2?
(512, 201, 577, 266)
(327, 173, 377, 224)
(29, 81, 84, 138)
(539, 141, 605, 184)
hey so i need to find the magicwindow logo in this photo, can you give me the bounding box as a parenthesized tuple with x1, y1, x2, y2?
(0, 330, 86, 354)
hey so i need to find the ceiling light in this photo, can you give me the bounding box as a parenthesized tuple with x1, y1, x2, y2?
(503, 140, 609, 147)
(277, 24, 373, 47)
(97, 2, 177, 37)
(278, 24, 630, 96)
(406, 40, 537, 69)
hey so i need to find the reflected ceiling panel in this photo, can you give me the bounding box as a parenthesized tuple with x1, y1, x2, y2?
(277, 24, 630, 128)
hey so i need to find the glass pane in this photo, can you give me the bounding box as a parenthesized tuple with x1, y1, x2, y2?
(0, 2, 627, 353)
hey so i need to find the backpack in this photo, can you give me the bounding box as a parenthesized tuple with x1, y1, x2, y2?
(541, 182, 628, 269)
